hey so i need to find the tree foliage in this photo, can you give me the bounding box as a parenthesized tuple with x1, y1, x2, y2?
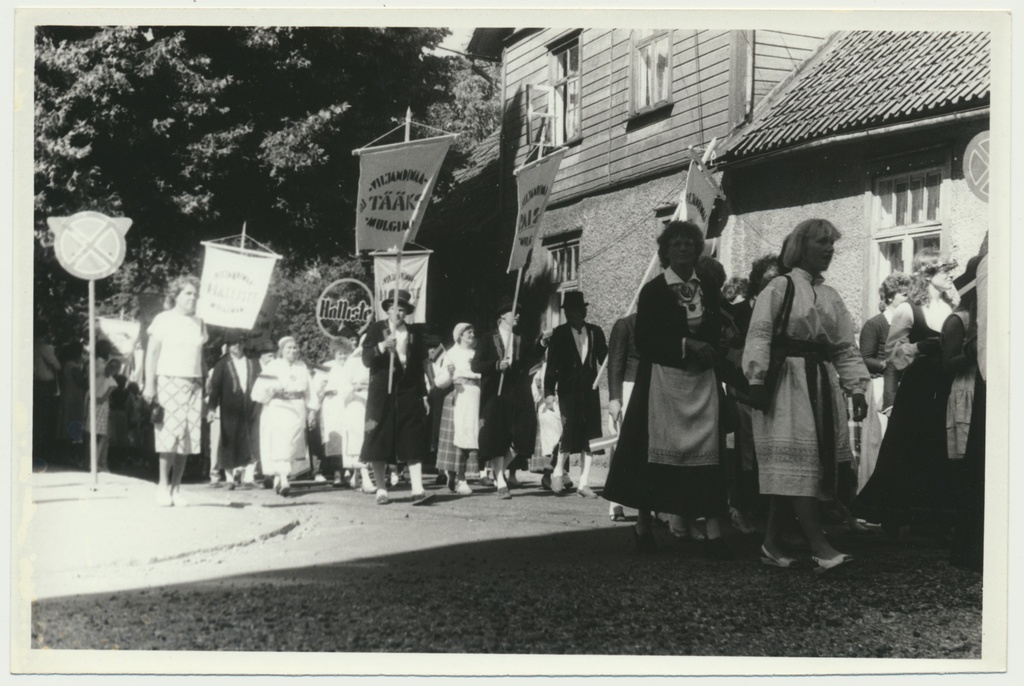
(34, 25, 458, 345)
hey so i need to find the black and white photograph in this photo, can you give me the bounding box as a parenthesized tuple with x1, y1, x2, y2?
(6, 2, 1017, 681)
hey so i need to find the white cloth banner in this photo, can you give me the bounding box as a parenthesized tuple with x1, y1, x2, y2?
(677, 159, 721, 235)
(197, 244, 280, 329)
(373, 252, 431, 324)
(354, 136, 455, 253)
(97, 317, 141, 358)
(507, 148, 567, 273)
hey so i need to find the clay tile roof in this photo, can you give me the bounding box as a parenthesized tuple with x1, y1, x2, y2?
(721, 31, 990, 162)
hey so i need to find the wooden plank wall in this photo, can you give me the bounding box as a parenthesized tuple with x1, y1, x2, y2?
(502, 28, 740, 206)
(752, 30, 830, 104)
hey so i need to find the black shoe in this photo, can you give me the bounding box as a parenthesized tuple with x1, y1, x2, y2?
(703, 537, 734, 561)
(435, 473, 448, 486)
(633, 525, 657, 554)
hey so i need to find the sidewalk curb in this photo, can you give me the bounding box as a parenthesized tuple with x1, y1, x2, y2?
(141, 519, 303, 566)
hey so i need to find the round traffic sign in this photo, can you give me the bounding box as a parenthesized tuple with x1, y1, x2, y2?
(963, 130, 989, 203)
(46, 211, 132, 280)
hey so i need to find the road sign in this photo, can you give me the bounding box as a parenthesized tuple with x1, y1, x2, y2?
(963, 131, 989, 203)
(46, 211, 132, 280)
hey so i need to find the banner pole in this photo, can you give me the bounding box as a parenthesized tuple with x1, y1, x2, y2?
(497, 267, 524, 396)
(388, 110, 413, 394)
(591, 250, 660, 390)
(88, 279, 98, 485)
(241, 221, 247, 251)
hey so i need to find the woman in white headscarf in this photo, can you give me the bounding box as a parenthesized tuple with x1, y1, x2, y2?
(252, 336, 318, 497)
(434, 323, 481, 495)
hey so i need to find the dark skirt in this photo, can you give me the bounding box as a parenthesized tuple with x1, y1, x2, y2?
(603, 361, 727, 518)
(853, 357, 954, 524)
(950, 373, 985, 572)
(359, 387, 427, 465)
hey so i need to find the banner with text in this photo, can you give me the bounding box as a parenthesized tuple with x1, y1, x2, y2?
(373, 252, 431, 325)
(197, 244, 280, 329)
(354, 135, 455, 253)
(507, 148, 567, 273)
(676, 160, 722, 237)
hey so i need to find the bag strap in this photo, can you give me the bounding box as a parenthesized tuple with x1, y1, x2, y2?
(773, 275, 795, 341)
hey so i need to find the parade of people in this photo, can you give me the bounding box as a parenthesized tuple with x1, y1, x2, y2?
(24, 22, 998, 661)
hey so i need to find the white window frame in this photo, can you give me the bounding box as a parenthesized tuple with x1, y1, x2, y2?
(865, 158, 949, 310)
(630, 29, 674, 117)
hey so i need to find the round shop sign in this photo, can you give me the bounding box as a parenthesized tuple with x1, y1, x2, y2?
(316, 278, 375, 339)
(963, 130, 989, 203)
(46, 211, 132, 280)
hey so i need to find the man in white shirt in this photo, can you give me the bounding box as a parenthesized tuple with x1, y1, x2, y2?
(544, 291, 608, 498)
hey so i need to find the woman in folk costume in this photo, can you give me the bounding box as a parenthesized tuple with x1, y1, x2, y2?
(143, 275, 209, 507)
(206, 333, 261, 489)
(856, 272, 910, 492)
(853, 248, 958, 537)
(744, 219, 869, 573)
(317, 337, 356, 487)
(942, 246, 985, 572)
(434, 323, 482, 495)
(359, 289, 433, 506)
(603, 220, 747, 560)
(251, 336, 318, 497)
(332, 332, 374, 493)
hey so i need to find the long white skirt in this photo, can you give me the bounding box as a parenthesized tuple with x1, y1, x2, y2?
(857, 377, 887, 493)
(260, 398, 309, 478)
(341, 390, 368, 469)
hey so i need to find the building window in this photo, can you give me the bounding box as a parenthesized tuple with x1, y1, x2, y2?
(631, 30, 673, 116)
(870, 165, 945, 293)
(543, 233, 581, 330)
(550, 38, 581, 145)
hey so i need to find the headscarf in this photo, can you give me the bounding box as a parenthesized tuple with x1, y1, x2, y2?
(452, 323, 473, 347)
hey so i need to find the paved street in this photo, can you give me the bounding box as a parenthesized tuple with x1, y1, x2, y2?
(21, 464, 983, 665)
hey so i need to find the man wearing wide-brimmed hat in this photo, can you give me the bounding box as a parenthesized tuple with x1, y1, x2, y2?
(359, 289, 433, 505)
(544, 290, 608, 498)
(472, 296, 546, 499)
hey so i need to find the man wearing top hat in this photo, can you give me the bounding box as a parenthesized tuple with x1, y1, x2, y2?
(360, 289, 433, 505)
(544, 290, 608, 498)
(473, 297, 546, 499)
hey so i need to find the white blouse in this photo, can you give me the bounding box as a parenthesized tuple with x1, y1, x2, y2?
(148, 310, 207, 378)
(743, 267, 868, 395)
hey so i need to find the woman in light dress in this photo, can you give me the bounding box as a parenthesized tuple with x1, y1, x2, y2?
(252, 336, 318, 497)
(143, 276, 208, 507)
(318, 338, 355, 486)
(434, 323, 482, 495)
(335, 332, 373, 492)
(744, 219, 869, 572)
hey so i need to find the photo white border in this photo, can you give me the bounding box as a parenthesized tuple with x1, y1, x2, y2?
(5, 1, 1018, 683)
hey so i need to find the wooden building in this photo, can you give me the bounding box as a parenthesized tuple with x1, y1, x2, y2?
(420, 27, 828, 346)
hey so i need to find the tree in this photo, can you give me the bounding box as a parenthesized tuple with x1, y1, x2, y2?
(34, 25, 455, 345)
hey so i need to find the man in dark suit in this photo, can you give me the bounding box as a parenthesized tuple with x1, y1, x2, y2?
(207, 333, 262, 488)
(544, 291, 608, 498)
(359, 289, 433, 505)
(472, 298, 543, 500)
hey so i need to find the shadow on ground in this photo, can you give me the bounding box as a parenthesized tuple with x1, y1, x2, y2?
(32, 521, 982, 658)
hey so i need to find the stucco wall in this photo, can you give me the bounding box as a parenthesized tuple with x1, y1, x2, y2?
(719, 119, 990, 329)
(526, 172, 684, 400)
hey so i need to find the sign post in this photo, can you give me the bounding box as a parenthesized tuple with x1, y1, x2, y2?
(47, 211, 132, 485)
